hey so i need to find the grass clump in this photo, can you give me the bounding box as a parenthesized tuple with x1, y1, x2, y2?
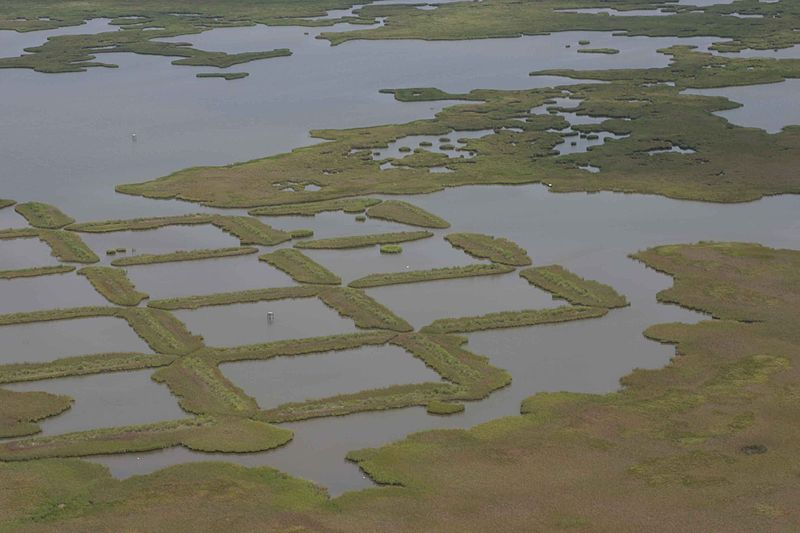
(249, 198, 381, 216)
(355, 215, 367, 222)
(445, 232, 531, 266)
(0, 199, 15, 210)
(366, 200, 450, 229)
(78, 266, 148, 306)
(259, 249, 341, 285)
(295, 231, 431, 249)
(427, 400, 465, 415)
(290, 229, 314, 239)
(520, 265, 628, 309)
(349, 263, 514, 288)
(421, 305, 607, 334)
(380, 244, 402, 254)
(14, 202, 74, 229)
(318, 287, 413, 332)
(0, 265, 75, 280)
(110, 246, 257, 266)
(148, 286, 321, 311)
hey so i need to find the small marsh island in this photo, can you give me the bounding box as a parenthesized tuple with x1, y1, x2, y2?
(1, 0, 799, 530)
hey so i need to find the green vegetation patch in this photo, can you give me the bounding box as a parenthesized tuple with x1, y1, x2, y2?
(212, 216, 291, 246)
(110, 246, 257, 266)
(380, 244, 402, 254)
(249, 198, 382, 216)
(295, 230, 432, 249)
(259, 248, 341, 285)
(290, 229, 314, 239)
(366, 200, 450, 229)
(148, 286, 321, 311)
(0, 228, 39, 240)
(153, 357, 258, 417)
(0, 388, 72, 439)
(118, 308, 204, 355)
(78, 266, 148, 306)
(0, 306, 119, 326)
(0, 199, 15, 210)
(0, 353, 175, 384)
(520, 265, 628, 308)
(196, 72, 249, 80)
(14, 202, 74, 229)
(421, 305, 608, 334)
(0, 265, 75, 280)
(445, 232, 531, 266)
(427, 400, 465, 415)
(37, 230, 99, 263)
(318, 287, 413, 332)
(349, 263, 514, 288)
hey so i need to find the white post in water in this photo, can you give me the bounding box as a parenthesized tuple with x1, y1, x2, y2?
(131, 133, 137, 142)
(267, 311, 275, 323)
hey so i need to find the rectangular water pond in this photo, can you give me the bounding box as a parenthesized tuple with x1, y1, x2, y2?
(125, 254, 295, 300)
(221, 344, 440, 410)
(5, 369, 185, 436)
(302, 237, 474, 283)
(366, 273, 561, 329)
(174, 299, 358, 347)
(0, 272, 108, 314)
(0, 237, 60, 270)
(0, 316, 152, 364)
(81, 224, 241, 265)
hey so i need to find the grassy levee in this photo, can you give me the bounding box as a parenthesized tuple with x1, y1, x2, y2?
(211, 216, 291, 246)
(14, 202, 74, 229)
(426, 400, 465, 415)
(68, 214, 290, 246)
(118, 308, 204, 355)
(0, 388, 72, 439)
(0, 417, 292, 460)
(67, 214, 216, 233)
(0, 306, 120, 326)
(259, 248, 341, 285)
(421, 305, 608, 334)
(148, 286, 322, 311)
(349, 263, 514, 288)
(0, 199, 15, 210)
(249, 198, 382, 216)
(294, 231, 432, 250)
(318, 287, 413, 332)
(205, 331, 397, 364)
(78, 266, 148, 306)
(110, 246, 257, 266)
(196, 72, 249, 80)
(366, 200, 450, 229)
(0, 353, 175, 384)
(258, 382, 457, 424)
(0, 265, 75, 280)
(520, 265, 628, 308)
(153, 357, 259, 416)
(0, 228, 39, 240)
(445, 232, 532, 266)
(290, 229, 314, 239)
(37, 230, 99, 263)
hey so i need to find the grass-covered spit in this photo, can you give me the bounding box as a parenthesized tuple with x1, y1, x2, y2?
(318, 287, 412, 332)
(110, 246, 257, 266)
(14, 202, 74, 229)
(0, 265, 75, 280)
(520, 265, 628, 308)
(148, 286, 321, 311)
(445, 232, 531, 266)
(259, 249, 341, 285)
(249, 198, 382, 216)
(366, 200, 450, 229)
(422, 305, 607, 334)
(78, 266, 148, 306)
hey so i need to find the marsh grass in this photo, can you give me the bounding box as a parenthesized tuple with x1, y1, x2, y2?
(110, 246, 257, 266)
(259, 249, 341, 285)
(520, 265, 628, 309)
(445, 232, 531, 266)
(349, 263, 514, 288)
(295, 231, 431, 250)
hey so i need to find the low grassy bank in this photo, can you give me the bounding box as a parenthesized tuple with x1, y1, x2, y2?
(14, 202, 74, 229)
(259, 249, 341, 285)
(294, 231, 431, 250)
(366, 201, 450, 229)
(78, 266, 148, 306)
(421, 305, 607, 334)
(520, 265, 628, 308)
(110, 246, 257, 266)
(249, 198, 381, 216)
(445, 232, 531, 266)
(349, 263, 514, 288)
(0, 265, 75, 280)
